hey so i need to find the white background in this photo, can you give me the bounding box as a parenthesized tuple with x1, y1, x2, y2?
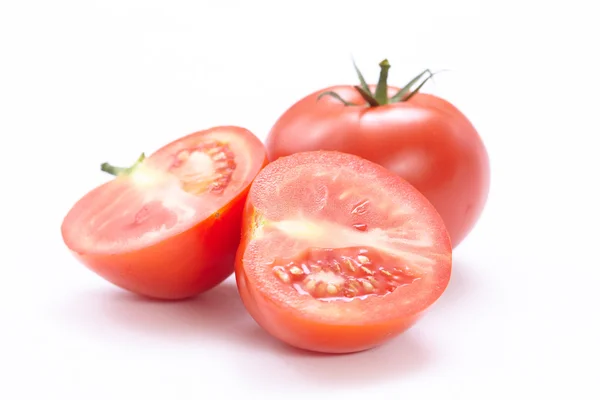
(1, 0, 599, 399)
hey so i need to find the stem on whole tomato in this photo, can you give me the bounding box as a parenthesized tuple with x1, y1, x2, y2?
(374, 59, 391, 105)
(353, 85, 379, 106)
(101, 153, 146, 176)
(317, 59, 439, 107)
(317, 91, 357, 106)
(389, 69, 434, 102)
(352, 57, 374, 98)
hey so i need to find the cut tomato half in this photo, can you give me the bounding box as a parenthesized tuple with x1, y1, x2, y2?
(62, 126, 268, 300)
(235, 151, 452, 353)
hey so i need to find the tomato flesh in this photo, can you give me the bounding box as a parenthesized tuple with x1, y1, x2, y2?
(62, 126, 267, 299)
(235, 151, 452, 353)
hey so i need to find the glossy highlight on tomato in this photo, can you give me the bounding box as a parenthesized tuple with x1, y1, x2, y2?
(61, 126, 268, 300)
(265, 59, 490, 248)
(235, 151, 452, 353)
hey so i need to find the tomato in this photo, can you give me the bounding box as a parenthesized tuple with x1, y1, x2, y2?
(61, 126, 268, 300)
(265, 59, 490, 248)
(235, 150, 452, 353)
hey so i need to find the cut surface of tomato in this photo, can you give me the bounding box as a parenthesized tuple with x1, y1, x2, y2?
(62, 126, 267, 299)
(235, 151, 452, 353)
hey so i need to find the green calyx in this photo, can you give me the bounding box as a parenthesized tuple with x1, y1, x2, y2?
(317, 58, 437, 107)
(101, 153, 146, 176)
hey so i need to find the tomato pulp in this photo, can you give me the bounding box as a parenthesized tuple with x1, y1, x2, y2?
(62, 126, 268, 300)
(235, 151, 452, 353)
(265, 59, 490, 248)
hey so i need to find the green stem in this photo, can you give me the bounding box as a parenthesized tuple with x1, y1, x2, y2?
(374, 59, 391, 105)
(316, 59, 438, 108)
(317, 91, 357, 106)
(352, 57, 374, 98)
(101, 153, 146, 176)
(403, 72, 434, 101)
(353, 85, 379, 106)
(389, 69, 432, 103)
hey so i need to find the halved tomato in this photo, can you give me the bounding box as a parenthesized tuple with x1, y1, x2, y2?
(62, 126, 268, 300)
(235, 151, 452, 353)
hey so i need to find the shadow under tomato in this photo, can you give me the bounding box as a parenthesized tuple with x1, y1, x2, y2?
(58, 277, 268, 345)
(250, 329, 432, 387)
(59, 267, 467, 386)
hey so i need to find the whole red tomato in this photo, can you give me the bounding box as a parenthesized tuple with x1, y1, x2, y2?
(265, 60, 490, 248)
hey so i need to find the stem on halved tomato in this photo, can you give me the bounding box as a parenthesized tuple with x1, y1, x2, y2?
(101, 153, 146, 176)
(318, 58, 438, 107)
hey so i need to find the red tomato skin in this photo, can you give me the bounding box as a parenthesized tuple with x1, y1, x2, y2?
(265, 85, 490, 248)
(66, 189, 248, 300)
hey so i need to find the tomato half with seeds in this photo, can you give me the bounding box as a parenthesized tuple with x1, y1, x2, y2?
(61, 126, 267, 300)
(235, 151, 452, 353)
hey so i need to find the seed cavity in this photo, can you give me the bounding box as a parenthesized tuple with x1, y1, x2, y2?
(271, 248, 419, 301)
(170, 140, 237, 195)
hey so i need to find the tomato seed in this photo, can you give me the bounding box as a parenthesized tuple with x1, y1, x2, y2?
(357, 255, 370, 264)
(344, 259, 356, 272)
(326, 283, 338, 295)
(360, 266, 374, 275)
(274, 269, 291, 283)
(380, 269, 392, 277)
